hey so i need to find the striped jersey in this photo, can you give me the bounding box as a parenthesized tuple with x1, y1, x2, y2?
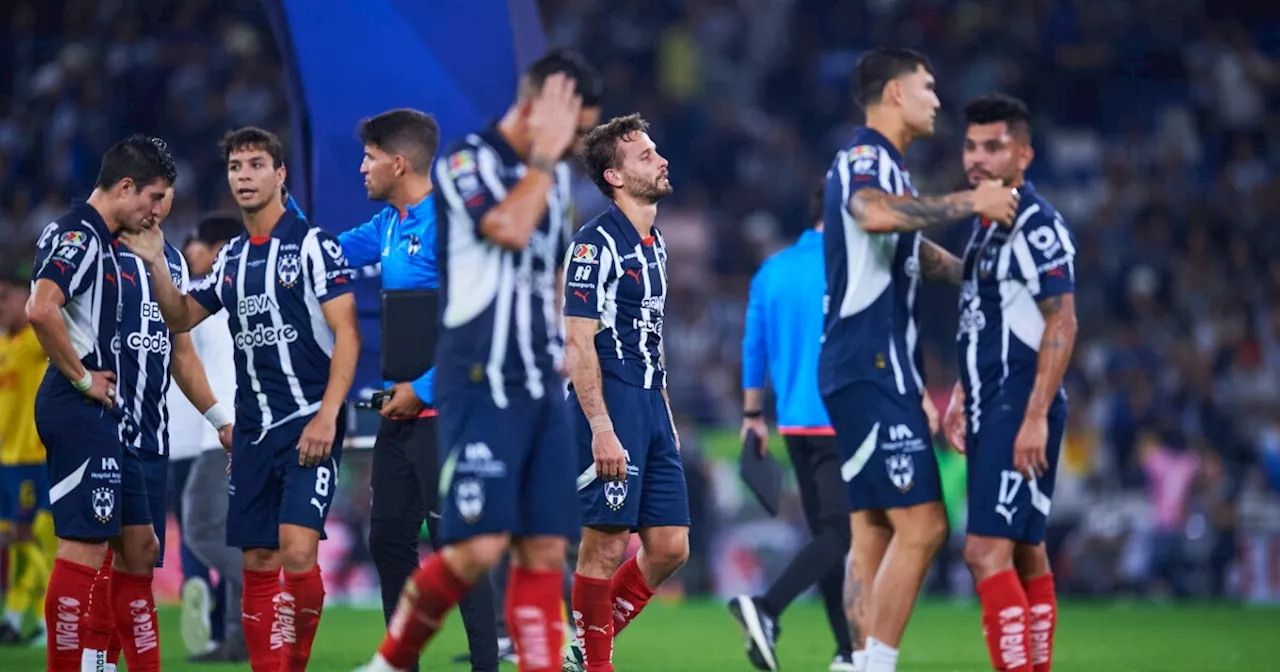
(188, 211, 356, 433)
(819, 127, 925, 398)
(31, 204, 124, 400)
(563, 203, 668, 390)
(957, 182, 1075, 432)
(432, 124, 573, 408)
(115, 242, 190, 455)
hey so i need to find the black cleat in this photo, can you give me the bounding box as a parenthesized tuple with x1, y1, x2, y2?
(728, 595, 781, 671)
(187, 637, 250, 663)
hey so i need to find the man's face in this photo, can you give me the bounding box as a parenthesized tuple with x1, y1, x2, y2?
(896, 65, 940, 138)
(609, 132, 672, 204)
(963, 122, 1031, 187)
(184, 241, 218, 277)
(360, 144, 400, 202)
(116, 178, 171, 233)
(227, 148, 284, 213)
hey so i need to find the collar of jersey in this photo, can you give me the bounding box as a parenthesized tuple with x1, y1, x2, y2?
(853, 126, 903, 165)
(798, 228, 823, 247)
(74, 202, 114, 241)
(247, 210, 301, 245)
(395, 194, 435, 230)
(605, 203, 659, 249)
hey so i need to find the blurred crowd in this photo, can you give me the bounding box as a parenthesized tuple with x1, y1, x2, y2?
(3, 0, 1280, 601)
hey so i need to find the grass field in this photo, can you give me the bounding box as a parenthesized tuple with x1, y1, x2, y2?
(6, 599, 1278, 671)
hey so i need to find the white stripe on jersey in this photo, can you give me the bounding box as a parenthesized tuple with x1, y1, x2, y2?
(302, 230, 336, 357)
(263, 239, 311, 414)
(235, 247, 273, 432)
(474, 146, 523, 408)
(633, 242, 656, 388)
(544, 163, 572, 367)
(62, 233, 102, 360)
(963, 224, 999, 433)
(904, 233, 924, 391)
(653, 229, 669, 388)
(596, 229, 625, 361)
(437, 139, 504, 329)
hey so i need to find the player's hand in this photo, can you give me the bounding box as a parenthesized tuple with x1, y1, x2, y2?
(83, 370, 117, 409)
(1013, 414, 1049, 479)
(943, 395, 966, 454)
(118, 225, 166, 265)
(217, 424, 234, 453)
(741, 417, 769, 456)
(921, 394, 941, 438)
(592, 430, 628, 482)
(972, 180, 1019, 225)
(297, 413, 336, 468)
(379, 382, 425, 420)
(528, 72, 583, 161)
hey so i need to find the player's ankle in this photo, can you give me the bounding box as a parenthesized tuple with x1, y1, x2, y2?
(865, 637, 899, 672)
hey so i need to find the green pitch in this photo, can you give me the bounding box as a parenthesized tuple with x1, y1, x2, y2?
(6, 600, 1276, 670)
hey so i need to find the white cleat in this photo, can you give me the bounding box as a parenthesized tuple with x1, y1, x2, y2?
(352, 653, 404, 672)
(179, 577, 213, 655)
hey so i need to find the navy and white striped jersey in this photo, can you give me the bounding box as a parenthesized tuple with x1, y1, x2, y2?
(432, 124, 573, 408)
(188, 211, 356, 433)
(819, 127, 925, 398)
(31, 205, 123, 398)
(957, 182, 1075, 431)
(115, 242, 189, 455)
(563, 203, 668, 390)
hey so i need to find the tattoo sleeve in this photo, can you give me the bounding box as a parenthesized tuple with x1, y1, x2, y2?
(1026, 293, 1077, 417)
(919, 238, 964, 285)
(843, 561, 865, 649)
(565, 316, 610, 422)
(850, 189, 976, 233)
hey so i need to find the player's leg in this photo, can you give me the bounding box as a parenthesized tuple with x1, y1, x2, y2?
(848, 510, 892, 672)
(867, 501, 947, 666)
(182, 447, 247, 662)
(1011, 415, 1065, 672)
(2, 467, 52, 644)
(227, 423, 285, 671)
(100, 450, 163, 672)
(806, 436, 856, 667)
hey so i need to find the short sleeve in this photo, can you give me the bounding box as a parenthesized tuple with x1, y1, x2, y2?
(336, 211, 387, 268)
(843, 144, 890, 192)
(563, 232, 616, 320)
(33, 224, 99, 301)
(188, 245, 227, 313)
(434, 144, 500, 238)
(1021, 213, 1076, 299)
(304, 229, 356, 303)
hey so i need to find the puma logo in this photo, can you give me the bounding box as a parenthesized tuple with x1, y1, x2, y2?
(120, 271, 137, 286)
(996, 504, 1017, 526)
(224, 274, 234, 286)
(574, 290, 590, 303)
(310, 497, 328, 517)
(242, 612, 262, 622)
(587, 625, 608, 634)
(625, 268, 641, 282)
(104, 273, 117, 286)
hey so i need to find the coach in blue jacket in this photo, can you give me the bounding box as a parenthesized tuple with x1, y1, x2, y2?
(731, 185, 856, 672)
(337, 109, 499, 672)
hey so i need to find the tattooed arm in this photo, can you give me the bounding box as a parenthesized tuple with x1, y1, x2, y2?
(565, 316, 610, 424)
(850, 189, 976, 234)
(919, 238, 963, 285)
(1025, 294, 1077, 419)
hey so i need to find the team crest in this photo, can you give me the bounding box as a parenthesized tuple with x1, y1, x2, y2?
(277, 253, 302, 288)
(886, 454, 914, 492)
(455, 477, 485, 524)
(407, 234, 421, 256)
(904, 256, 919, 279)
(603, 480, 628, 510)
(92, 488, 115, 523)
(572, 243, 598, 264)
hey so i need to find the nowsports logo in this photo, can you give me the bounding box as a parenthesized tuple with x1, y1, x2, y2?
(126, 332, 171, 355)
(235, 323, 299, 350)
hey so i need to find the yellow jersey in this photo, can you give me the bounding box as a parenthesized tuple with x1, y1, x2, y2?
(0, 326, 48, 466)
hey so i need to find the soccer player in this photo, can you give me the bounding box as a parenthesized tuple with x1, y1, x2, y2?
(27, 135, 175, 672)
(124, 127, 361, 671)
(337, 107, 501, 672)
(356, 48, 602, 672)
(732, 183, 854, 672)
(942, 94, 1074, 672)
(819, 49, 1018, 672)
(561, 113, 686, 672)
(0, 260, 53, 647)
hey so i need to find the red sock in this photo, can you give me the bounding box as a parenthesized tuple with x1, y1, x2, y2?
(377, 553, 472, 669)
(242, 568, 282, 672)
(608, 556, 655, 636)
(507, 566, 566, 672)
(107, 629, 122, 665)
(111, 569, 160, 672)
(976, 570, 1034, 672)
(280, 567, 326, 671)
(44, 558, 97, 671)
(80, 554, 115, 668)
(571, 573, 614, 672)
(1023, 573, 1057, 672)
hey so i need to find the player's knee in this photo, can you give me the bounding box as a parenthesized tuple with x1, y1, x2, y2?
(56, 537, 109, 569)
(578, 527, 629, 576)
(511, 535, 566, 573)
(643, 529, 689, 573)
(1013, 542, 1050, 579)
(243, 547, 282, 573)
(963, 535, 1014, 577)
(899, 508, 949, 555)
(117, 529, 160, 573)
(449, 533, 512, 575)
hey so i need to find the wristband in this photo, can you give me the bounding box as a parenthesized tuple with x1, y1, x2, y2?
(71, 369, 93, 393)
(527, 155, 557, 176)
(204, 402, 234, 430)
(588, 415, 614, 435)
(743, 410, 764, 419)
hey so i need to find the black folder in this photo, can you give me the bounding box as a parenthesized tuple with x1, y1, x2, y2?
(381, 289, 438, 383)
(739, 432, 783, 517)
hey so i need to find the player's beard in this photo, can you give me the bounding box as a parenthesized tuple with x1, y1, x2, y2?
(625, 173, 672, 205)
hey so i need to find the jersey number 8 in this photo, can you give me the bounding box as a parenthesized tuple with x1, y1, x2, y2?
(315, 466, 332, 497)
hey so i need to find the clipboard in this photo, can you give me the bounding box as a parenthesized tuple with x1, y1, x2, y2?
(381, 289, 438, 383)
(739, 432, 783, 516)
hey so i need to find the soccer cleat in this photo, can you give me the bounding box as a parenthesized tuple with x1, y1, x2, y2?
(352, 653, 404, 672)
(728, 595, 781, 671)
(179, 577, 213, 655)
(829, 650, 857, 671)
(560, 642, 584, 672)
(499, 636, 519, 663)
(188, 636, 249, 663)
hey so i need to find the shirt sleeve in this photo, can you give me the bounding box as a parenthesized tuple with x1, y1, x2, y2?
(337, 211, 386, 268)
(1020, 212, 1076, 300)
(433, 143, 501, 239)
(742, 264, 770, 390)
(562, 232, 616, 320)
(188, 245, 227, 313)
(410, 367, 435, 407)
(33, 224, 99, 302)
(304, 229, 357, 303)
(839, 144, 893, 204)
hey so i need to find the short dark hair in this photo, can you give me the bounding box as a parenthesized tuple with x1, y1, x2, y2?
(808, 180, 825, 227)
(357, 108, 440, 174)
(192, 212, 244, 247)
(94, 135, 177, 190)
(963, 93, 1032, 141)
(853, 48, 934, 109)
(220, 127, 286, 168)
(581, 113, 649, 197)
(523, 48, 603, 107)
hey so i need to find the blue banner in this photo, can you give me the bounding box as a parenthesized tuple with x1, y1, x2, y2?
(264, 0, 547, 390)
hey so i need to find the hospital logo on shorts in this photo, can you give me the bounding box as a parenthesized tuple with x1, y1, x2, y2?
(603, 481, 628, 510)
(456, 477, 485, 524)
(92, 488, 115, 523)
(886, 454, 914, 493)
(277, 253, 302, 288)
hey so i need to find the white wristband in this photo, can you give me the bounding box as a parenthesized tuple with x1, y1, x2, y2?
(71, 369, 93, 393)
(588, 415, 614, 435)
(204, 402, 234, 430)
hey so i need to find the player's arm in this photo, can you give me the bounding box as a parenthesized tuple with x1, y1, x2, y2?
(121, 226, 212, 332)
(919, 238, 963, 285)
(850, 179, 1017, 234)
(319, 295, 361, 421)
(1026, 294, 1076, 418)
(170, 332, 233, 429)
(741, 266, 770, 451)
(336, 211, 387, 268)
(297, 231, 360, 466)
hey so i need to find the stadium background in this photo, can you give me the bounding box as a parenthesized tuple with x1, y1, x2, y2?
(3, 0, 1280, 668)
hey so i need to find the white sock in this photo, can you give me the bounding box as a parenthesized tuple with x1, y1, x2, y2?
(853, 649, 868, 672)
(4, 608, 22, 631)
(79, 648, 107, 672)
(104, 666, 117, 672)
(366, 653, 406, 672)
(865, 637, 899, 672)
